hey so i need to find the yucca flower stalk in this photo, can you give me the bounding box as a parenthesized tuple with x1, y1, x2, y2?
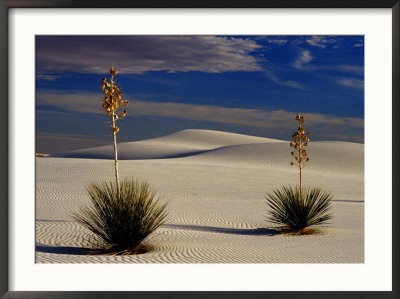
(101, 64, 129, 197)
(290, 113, 311, 197)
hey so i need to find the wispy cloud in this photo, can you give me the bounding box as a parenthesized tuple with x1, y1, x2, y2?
(36, 91, 364, 131)
(265, 71, 306, 90)
(36, 36, 263, 74)
(36, 132, 110, 154)
(36, 132, 105, 143)
(337, 77, 364, 89)
(306, 36, 336, 48)
(264, 38, 288, 45)
(318, 132, 364, 143)
(36, 73, 64, 81)
(297, 63, 363, 75)
(131, 101, 363, 129)
(292, 50, 313, 69)
(37, 91, 104, 115)
(291, 50, 363, 75)
(335, 64, 364, 75)
(353, 43, 364, 48)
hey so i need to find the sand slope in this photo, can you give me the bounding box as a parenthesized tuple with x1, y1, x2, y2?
(37, 129, 364, 263)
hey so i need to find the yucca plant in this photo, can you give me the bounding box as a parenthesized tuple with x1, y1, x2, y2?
(72, 67, 168, 254)
(267, 185, 333, 234)
(266, 113, 333, 234)
(73, 179, 168, 255)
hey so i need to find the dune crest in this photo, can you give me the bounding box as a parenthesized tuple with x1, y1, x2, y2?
(51, 129, 284, 160)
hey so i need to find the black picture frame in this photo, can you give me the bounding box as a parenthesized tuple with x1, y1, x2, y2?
(1, 1, 399, 298)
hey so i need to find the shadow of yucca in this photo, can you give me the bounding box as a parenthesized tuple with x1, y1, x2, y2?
(35, 244, 90, 255)
(165, 224, 278, 236)
(36, 243, 154, 256)
(72, 178, 168, 255)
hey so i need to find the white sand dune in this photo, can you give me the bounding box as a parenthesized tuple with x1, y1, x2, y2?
(36, 129, 364, 263)
(51, 129, 284, 160)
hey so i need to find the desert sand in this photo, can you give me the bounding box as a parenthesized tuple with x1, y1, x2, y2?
(36, 129, 364, 263)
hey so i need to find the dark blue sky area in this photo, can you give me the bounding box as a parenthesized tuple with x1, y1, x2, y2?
(36, 35, 364, 153)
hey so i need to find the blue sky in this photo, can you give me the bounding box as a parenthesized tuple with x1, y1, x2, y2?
(36, 35, 364, 154)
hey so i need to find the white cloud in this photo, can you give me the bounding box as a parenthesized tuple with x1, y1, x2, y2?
(353, 43, 364, 48)
(292, 50, 313, 69)
(306, 36, 336, 48)
(36, 36, 263, 74)
(36, 91, 364, 130)
(337, 77, 364, 89)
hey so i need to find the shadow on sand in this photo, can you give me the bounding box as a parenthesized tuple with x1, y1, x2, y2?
(50, 149, 211, 160)
(36, 244, 91, 255)
(164, 224, 277, 236)
(36, 225, 277, 256)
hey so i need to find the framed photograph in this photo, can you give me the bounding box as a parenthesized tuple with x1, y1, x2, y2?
(1, 1, 399, 298)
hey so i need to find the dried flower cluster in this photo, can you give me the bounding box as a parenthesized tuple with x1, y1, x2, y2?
(101, 65, 128, 196)
(101, 65, 129, 134)
(290, 113, 311, 192)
